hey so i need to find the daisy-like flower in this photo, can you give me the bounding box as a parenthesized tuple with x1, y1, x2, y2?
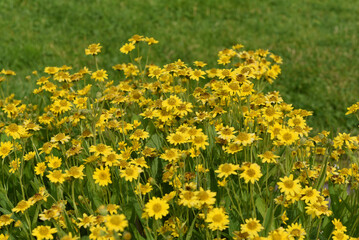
(205, 208, 229, 231)
(179, 190, 199, 208)
(130, 129, 149, 140)
(47, 170, 66, 184)
(234, 132, 256, 146)
(66, 165, 85, 179)
(0, 141, 13, 159)
(5, 123, 27, 139)
(89, 144, 112, 157)
(191, 133, 209, 150)
(167, 132, 188, 145)
(267, 227, 290, 240)
(215, 163, 240, 178)
(93, 166, 112, 186)
(32, 225, 57, 240)
(240, 163, 263, 184)
(61, 233, 79, 240)
(51, 133, 70, 144)
(85, 43, 102, 55)
(120, 42, 135, 54)
(277, 128, 299, 146)
(12, 200, 31, 213)
(300, 186, 320, 204)
(277, 174, 302, 196)
(162, 95, 182, 110)
(120, 165, 142, 182)
(144, 197, 169, 220)
(217, 126, 236, 141)
(196, 188, 216, 207)
(241, 218, 264, 237)
(286, 222, 306, 240)
(105, 214, 128, 232)
(91, 69, 108, 82)
(258, 151, 279, 164)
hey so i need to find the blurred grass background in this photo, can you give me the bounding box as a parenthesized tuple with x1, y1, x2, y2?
(0, 0, 358, 133)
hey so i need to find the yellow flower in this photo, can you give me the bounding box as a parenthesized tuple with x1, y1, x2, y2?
(205, 208, 229, 231)
(32, 225, 57, 240)
(77, 213, 96, 229)
(105, 214, 128, 232)
(91, 69, 108, 82)
(240, 163, 262, 184)
(167, 132, 189, 145)
(66, 165, 85, 179)
(89, 144, 112, 157)
(5, 123, 27, 139)
(277, 129, 299, 146)
(0, 234, 9, 240)
(196, 188, 216, 207)
(9, 158, 20, 173)
(0, 214, 14, 228)
(12, 200, 31, 213)
(300, 186, 320, 204)
(51, 133, 70, 144)
(120, 42, 135, 54)
(144, 197, 169, 220)
(286, 222, 306, 240)
(85, 43, 102, 56)
(35, 162, 47, 176)
(215, 163, 240, 178)
(47, 170, 66, 184)
(61, 233, 79, 240)
(120, 165, 142, 182)
(277, 174, 302, 196)
(268, 228, 290, 240)
(241, 218, 264, 237)
(179, 190, 199, 208)
(46, 155, 62, 169)
(93, 166, 112, 186)
(258, 151, 279, 164)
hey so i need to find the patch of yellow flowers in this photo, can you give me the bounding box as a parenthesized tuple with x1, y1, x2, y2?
(0, 34, 359, 239)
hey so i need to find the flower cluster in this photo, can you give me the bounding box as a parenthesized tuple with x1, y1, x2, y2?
(0, 35, 358, 239)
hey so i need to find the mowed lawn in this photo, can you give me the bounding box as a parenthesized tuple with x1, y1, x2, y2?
(0, 0, 358, 133)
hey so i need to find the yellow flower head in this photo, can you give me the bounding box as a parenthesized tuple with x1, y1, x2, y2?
(144, 197, 169, 220)
(205, 208, 229, 231)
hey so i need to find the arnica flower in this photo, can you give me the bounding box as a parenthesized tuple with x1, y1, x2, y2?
(205, 207, 229, 231)
(267, 227, 290, 240)
(240, 163, 263, 184)
(93, 166, 112, 186)
(241, 218, 264, 237)
(286, 223, 306, 240)
(32, 225, 57, 240)
(89, 144, 112, 157)
(85, 43, 102, 56)
(105, 214, 128, 232)
(120, 165, 142, 182)
(144, 197, 169, 220)
(47, 170, 66, 184)
(66, 165, 85, 179)
(0, 214, 14, 228)
(51, 133, 70, 144)
(120, 42, 135, 54)
(196, 188, 216, 207)
(91, 69, 108, 82)
(5, 123, 27, 139)
(12, 200, 31, 213)
(258, 150, 279, 164)
(215, 163, 240, 178)
(277, 174, 302, 196)
(60, 232, 79, 240)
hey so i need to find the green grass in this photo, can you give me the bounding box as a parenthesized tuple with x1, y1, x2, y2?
(0, 0, 358, 133)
